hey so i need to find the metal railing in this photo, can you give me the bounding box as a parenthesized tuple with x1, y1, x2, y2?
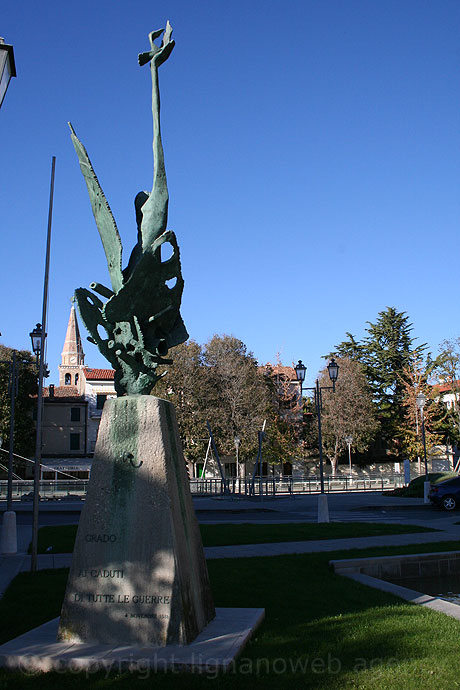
(0, 473, 406, 502)
(0, 480, 88, 501)
(189, 473, 406, 496)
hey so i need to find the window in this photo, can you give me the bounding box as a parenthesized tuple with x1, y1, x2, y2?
(96, 394, 107, 410)
(75, 374, 79, 385)
(65, 373, 71, 385)
(283, 462, 293, 476)
(224, 463, 236, 477)
(70, 433, 80, 451)
(70, 407, 81, 422)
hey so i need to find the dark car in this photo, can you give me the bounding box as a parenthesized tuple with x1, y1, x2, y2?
(429, 476, 460, 511)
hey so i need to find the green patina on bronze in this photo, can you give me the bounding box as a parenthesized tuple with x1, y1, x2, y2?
(70, 21, 188, 396)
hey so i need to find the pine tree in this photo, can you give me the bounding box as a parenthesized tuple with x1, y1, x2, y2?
(361, 308, 426, 448)
(330, 307, 427, 456)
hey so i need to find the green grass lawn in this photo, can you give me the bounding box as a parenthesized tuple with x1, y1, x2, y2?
(32, 521, 438, 554)
(3, 540, 460, 688)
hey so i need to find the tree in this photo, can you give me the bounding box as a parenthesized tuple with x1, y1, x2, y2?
(156, 335, 271, 471)
(154, 340, 211, 464)
(331, 332, 363, 361)
(397, 359, 447, 462)
(202, 335, 270, 464)
(0, 345, 38, 476)
(318, 358, 379, 474)
(432, 338, 460, 448)
(331, 307, 426, 455)
(262, 360, 304, 471)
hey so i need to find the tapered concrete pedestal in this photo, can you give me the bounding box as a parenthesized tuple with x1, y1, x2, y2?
(58, 396, 215, 646)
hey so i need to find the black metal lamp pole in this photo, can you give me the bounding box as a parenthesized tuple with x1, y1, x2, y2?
(294, 358, 339, 495)
(416, 393, 428, 476)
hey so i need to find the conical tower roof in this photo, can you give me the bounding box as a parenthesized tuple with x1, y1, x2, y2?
(61, 301, 85, 365)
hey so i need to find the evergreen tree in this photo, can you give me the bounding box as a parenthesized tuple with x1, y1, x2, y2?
(361, 308, 426, 447)
(331, 332, 363, 361)
(330, 307, 426, 455)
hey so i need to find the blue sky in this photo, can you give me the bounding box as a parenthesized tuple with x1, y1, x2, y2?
(1, 0, 459, 387)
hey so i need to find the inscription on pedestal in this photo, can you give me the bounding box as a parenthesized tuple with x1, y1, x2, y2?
(58, 397, 215, 646)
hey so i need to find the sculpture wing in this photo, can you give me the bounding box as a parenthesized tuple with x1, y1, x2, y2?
(69, 123, 123, 294)
(104, 229, 188, 350)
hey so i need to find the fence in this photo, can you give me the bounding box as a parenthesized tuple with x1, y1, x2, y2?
(0, 480, 88, 501)
(0, 474, 406, 502)
(189, 473, 406, 496)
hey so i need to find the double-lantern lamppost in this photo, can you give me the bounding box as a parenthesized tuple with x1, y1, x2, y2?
(295, 358, 339, 522)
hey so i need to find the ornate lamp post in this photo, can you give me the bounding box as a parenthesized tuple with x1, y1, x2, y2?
(0, 38, 16, 108)
(30, 322, 47, 571)
(416, 391, 430, 504)
(234, 435, 241, 480)
(416, 393, 428, 475)
(295, 358, 339, 522)
(29, 324, 44, 364)
(345, 435, 353, 479)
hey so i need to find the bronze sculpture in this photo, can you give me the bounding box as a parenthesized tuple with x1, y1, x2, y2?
(70, 21, 187, 396)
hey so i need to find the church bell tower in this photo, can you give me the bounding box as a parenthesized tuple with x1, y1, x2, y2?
(59, 300, 85, 390)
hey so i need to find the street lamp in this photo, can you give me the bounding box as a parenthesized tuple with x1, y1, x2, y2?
(416, 393, 428, 475)
(0, 38, 16, 108)
(29, 324, 44, 363)
(345, 435, 353, 479)
(295, 358, 339, 522)
(234, 435, 241, 481)
(30, 322, 48, 571)
(416, 391, 430, 505)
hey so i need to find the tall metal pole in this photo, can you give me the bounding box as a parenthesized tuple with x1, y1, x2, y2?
(31, 156, 55, 572)
(421, 408, 428, 476)
(315, 379, 325, 494)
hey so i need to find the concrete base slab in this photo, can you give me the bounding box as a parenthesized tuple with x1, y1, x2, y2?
(0, 607, 264, 674)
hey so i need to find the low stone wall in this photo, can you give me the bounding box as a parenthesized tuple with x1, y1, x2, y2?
(330, 551, 460, 580)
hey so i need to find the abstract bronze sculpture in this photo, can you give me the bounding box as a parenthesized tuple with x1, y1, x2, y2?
(70, 21, 187, 396)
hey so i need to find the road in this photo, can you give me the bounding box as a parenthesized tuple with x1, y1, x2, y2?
(0, 491, 455, 530)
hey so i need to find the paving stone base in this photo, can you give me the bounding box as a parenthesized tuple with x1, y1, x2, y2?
(0, 608, 264, 674)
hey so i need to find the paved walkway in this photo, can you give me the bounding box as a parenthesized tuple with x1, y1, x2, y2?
(1, 520, 459, 598)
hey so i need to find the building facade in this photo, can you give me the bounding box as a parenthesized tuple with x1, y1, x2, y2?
(41, 304, 115, 479)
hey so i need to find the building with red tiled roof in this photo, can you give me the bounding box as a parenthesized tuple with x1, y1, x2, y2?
(82, 368, 115, 381)
(41, 305, 116, 479)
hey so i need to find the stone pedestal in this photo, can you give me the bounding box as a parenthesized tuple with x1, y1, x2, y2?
(58, 396, 215, 646)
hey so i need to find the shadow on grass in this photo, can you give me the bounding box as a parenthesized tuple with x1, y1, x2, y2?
(2, 543, 460, 688)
